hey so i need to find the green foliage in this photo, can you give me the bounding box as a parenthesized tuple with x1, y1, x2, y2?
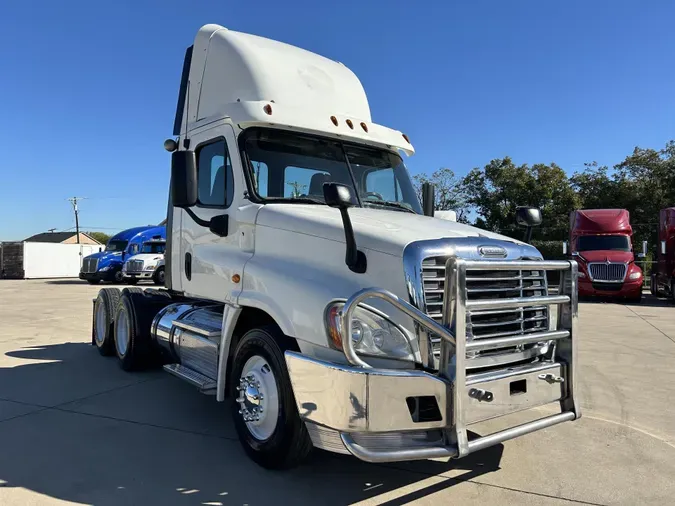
(86, 231, 111, 245)
(413, 139, 673, 254)
(413, 168, 470, 222)
(462, 158, 579, 239)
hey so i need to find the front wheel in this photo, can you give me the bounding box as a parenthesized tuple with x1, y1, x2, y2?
(229, 326, 312, 469)
(153, 266, 165, 286)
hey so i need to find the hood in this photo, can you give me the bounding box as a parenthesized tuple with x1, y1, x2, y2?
(126, 253, 164, 263)
(576, 250, 634, 264)
(84, 251, 123, 261)
(256, 204, 533, 257)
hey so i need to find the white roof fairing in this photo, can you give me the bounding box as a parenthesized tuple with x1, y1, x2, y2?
(181, 24, 414, 155)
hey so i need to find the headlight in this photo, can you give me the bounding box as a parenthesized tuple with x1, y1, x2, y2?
(629, 271, 642, 280)
(325, 302, 414, 361)
(99, 265, 111, 272)
(144, 264, 156, 271)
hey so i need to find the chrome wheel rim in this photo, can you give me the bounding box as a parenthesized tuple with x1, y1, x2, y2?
(236, 355, 279, 441)
(116, 309, 129, 357)
(95, 301, 107, 345)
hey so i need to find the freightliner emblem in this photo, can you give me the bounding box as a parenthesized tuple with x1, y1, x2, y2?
(478, 245, 507, 258)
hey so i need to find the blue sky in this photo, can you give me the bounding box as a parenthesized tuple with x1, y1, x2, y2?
(1, 0, 673, 240)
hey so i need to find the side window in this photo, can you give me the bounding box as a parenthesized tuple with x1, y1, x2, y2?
(197, 139, 234, 207)
(284, 166, 329, 198)
(129, 243, 139, 255)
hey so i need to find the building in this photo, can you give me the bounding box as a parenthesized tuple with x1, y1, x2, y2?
(24, 232, 101, 245)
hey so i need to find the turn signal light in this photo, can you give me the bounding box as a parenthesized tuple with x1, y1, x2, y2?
(330, 116, 338, 126)
(346, 119, 354, 129)
(360, 122, 368, 132)
(263, 104, 273, 115)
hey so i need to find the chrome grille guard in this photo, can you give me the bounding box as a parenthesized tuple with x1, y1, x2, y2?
(338, 258, 579, 459)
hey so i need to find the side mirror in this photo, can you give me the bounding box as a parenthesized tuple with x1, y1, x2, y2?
(562, 241, 568, 255)
(324, 182, 357, 209)
(171, 150, 198, 208)
(515, 206, 542, 243)
(323, 183, 366, 273)
(661, 240, 667, 255)
(638, 240, 647, 258)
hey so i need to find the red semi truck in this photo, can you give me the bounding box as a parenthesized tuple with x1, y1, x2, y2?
(569, 209, 643, 302)
(651, 207, 675, 301)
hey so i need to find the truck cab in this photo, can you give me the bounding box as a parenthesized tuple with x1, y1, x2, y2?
(122, 234, 166, 285)
(90, 24, 580, 470)
(80, 226, 164, 284)
(652, 207, 675, 301)
(569, 209, 642, 301)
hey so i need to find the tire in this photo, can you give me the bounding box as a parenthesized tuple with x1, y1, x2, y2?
(124, 277, 139, 285)
(113, 269, 124, 284)
(650, 275, 657, 296)
(229, 325, 312, 470)
(153, 266, 165, 286)
(87, 279, 100, 285)
(671, 281, 675, 305)
(93, 288, 121, 356)
(113, 290, 169, 371)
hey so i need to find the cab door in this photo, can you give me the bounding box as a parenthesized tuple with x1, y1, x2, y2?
(178, 121, 249, 303)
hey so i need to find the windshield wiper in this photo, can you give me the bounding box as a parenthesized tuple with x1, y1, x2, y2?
(363, 201, 416, 213)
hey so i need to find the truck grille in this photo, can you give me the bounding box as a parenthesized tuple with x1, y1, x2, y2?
(126, 260, 144, 273)
(81, 258, 98, 273)
(422, 256, 549, 366)
(588, 262, 626, 282)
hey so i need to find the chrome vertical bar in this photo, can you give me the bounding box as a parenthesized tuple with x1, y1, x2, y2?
(442, 258, 469, 456)
(556, 260, 580, 418)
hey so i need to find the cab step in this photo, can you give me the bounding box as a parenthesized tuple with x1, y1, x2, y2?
(163, 364, 216, 395)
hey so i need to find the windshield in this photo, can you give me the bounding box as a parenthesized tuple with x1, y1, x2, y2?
(106, 240, 128, 252)
(141, 242, 166, 254)
(577, 235, 630, 252)
(243, 128, 423, 214)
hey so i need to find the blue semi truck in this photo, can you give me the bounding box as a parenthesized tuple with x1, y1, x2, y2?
(79, 226, 166, 284)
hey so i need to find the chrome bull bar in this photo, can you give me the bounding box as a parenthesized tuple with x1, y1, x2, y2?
(286, 259, 579, 463)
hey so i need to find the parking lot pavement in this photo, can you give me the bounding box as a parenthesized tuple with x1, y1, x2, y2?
(0, 280, 674, 505)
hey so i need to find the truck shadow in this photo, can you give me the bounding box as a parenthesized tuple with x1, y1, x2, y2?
(580, 293, 671, 308)
(0, 343, 504, 505)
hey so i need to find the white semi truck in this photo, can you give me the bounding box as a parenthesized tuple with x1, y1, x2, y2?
(91, 24, 580, 470)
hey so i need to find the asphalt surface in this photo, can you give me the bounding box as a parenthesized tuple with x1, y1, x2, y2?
(0, 279, 673, 505)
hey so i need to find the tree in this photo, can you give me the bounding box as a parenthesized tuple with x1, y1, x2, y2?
(413, 168, 469, 222)
(86, 231, 111, 245)
(462, 157, 579, 239)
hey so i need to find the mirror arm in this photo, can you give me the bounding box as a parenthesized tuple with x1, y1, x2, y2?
(524, 226, 533, 243)
(340, 208, 367, 273)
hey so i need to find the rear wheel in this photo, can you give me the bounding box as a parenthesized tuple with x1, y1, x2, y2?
(230, 326, 312, 469)
(114, 290, 169, 370)
(93, 288, 121, 356)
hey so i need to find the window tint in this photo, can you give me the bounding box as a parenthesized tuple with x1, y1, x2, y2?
(365, 168, 404, 202)
(284, 166, 330, 198)
(252, 162, 269, 197)
(197, 140, 234, 207)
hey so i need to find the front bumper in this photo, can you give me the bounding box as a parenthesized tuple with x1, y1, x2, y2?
(285, 258, 580, 463)
(578, 277, 642, 298)
(79, 270, 117, 282)
(123, 271, 154, 279)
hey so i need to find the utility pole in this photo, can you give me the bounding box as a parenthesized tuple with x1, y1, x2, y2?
(286, 181, 307, 198)
(67, 197, 86, 244)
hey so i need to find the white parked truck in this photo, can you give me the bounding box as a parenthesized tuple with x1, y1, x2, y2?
(122, 239, 166, 285)
(91, 24, 580, 470)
